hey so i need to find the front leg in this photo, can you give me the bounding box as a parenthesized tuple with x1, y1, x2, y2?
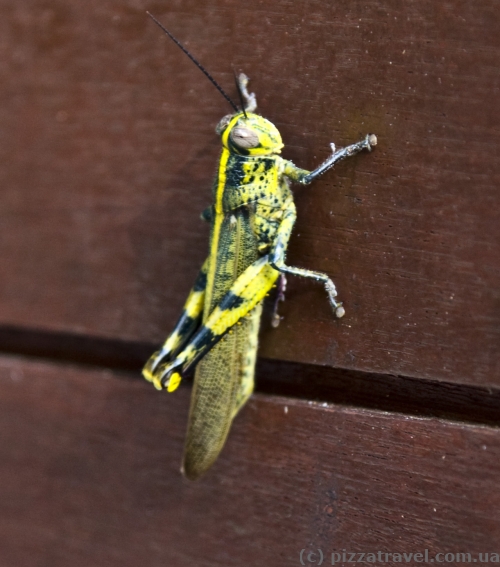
(269, 198, 345, 318)
(284, 133, 377, 185)
(237, 73, 257, 112)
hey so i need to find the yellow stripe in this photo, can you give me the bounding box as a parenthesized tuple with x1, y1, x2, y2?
(214, 146, 230, 215)
(205, 264, 279, 336)
(204, 146, 230, 318)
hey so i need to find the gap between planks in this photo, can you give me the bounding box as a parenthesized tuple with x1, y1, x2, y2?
(0, 324, 498, 427)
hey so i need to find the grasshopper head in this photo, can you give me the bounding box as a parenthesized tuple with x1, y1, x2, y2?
(217, 112, 284, 156)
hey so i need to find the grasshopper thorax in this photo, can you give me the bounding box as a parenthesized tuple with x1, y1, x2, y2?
(217, 112, 284, 156)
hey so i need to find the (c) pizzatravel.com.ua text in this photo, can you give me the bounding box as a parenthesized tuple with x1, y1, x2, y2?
(299, 549, 500, 565)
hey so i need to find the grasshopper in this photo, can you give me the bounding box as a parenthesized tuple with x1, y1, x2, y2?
(143, 13, 377, 480)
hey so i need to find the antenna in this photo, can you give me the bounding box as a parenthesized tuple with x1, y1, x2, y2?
(146, 12, 239, 113)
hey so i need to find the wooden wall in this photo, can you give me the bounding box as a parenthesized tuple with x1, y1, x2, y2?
(1, 1, 499, 565)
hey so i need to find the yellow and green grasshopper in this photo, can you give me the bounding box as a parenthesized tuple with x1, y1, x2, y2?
(143, 13, 377, 480)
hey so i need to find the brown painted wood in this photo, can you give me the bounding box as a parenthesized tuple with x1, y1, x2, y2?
(2, 326, 499, 427)
(0, 356, 499, 566)
(1, 1, 499, 389)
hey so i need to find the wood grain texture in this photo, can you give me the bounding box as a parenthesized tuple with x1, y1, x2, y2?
(0, 0, 498, 388)
(0, 356, 499, 566)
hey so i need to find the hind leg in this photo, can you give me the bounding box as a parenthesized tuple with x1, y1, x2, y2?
(151, 256, 279, 391)
(142, 257, 209, 385)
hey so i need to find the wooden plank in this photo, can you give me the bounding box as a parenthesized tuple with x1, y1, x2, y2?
(0, 356, 499, 566)
(0, 0, 498, 387)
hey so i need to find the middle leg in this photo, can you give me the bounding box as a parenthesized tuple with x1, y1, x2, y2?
(269, 199, 345, 318)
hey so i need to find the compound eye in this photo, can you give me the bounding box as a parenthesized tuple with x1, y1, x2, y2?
(229, 127, 260, 149)
(215, 114, 233, 135)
